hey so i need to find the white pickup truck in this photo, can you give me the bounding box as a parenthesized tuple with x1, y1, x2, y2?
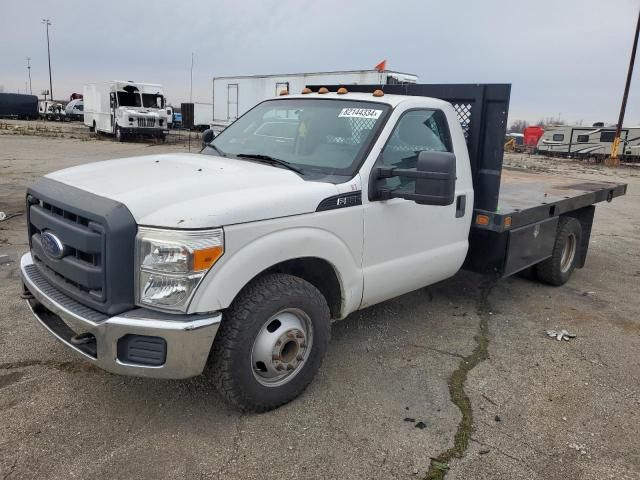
(20, 84, 626, 412)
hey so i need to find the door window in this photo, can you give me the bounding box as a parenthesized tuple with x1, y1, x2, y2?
(379, 109, 452, 189)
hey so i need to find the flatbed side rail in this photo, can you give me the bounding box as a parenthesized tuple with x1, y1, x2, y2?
(307, 83, 511, 213)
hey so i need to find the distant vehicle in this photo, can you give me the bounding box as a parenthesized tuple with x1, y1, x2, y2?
(504, 132, 525, 153)
(523, 126, 544, 150)
(212, 69, 418, 127)
(165, 106, 174, 128)
(65, 99, 84, 121)
(172, 111, 182, 128)
(38, 100, 66, 121)
(536, 125, 640, 160)
(181, 102, 214, 131)
(84, 80, 169, 142)
(0, 93, 38, 119)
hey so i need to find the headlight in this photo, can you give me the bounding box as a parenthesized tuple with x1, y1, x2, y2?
(135, 227, 224, 311)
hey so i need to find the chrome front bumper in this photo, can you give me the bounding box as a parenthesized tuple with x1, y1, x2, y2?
(20, 252, 221, 379)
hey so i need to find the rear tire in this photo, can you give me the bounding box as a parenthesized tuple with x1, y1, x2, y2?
(210, 273, 331, 412)
(536, 217, 582, 286)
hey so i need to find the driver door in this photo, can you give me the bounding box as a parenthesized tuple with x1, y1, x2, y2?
(361, 108, 470, 307)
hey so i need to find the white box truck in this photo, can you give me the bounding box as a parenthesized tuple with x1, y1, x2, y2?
(212, 69, 417, 127)
(84, 80, 169, 142)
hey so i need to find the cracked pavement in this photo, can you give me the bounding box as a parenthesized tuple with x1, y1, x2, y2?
(1, 135, 639, 479)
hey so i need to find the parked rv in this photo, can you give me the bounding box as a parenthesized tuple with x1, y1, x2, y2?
(537, 125, 640, 160)
(83, 80, 169, 142)
(0, 93, 38, 119)
(64, 99, 84, 121)
(212, 69, 418, 127)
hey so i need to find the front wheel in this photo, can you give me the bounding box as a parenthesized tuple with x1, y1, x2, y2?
(210, 273, 331, 412)
(115, 126, 125, 142)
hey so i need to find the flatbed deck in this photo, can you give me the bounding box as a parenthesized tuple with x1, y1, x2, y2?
(474, 168, 628, 232)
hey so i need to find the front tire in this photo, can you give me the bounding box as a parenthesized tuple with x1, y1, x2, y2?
(536, 217, 582, 286)
(210, 273, 331, 412)
(115, 126, 125, 142)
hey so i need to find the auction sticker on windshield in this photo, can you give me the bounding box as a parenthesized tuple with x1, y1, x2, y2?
(338, 108, 383, 119)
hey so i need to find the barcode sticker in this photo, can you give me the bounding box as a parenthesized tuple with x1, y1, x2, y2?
(338, 108, 382, 119)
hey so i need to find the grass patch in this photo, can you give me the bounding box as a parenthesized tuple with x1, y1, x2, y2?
(424, 281, 494, 480)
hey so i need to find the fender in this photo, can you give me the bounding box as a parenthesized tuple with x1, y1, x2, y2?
(188, 225, 363, 318)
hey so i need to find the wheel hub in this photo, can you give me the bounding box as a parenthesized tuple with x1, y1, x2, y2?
(251, 309, 312, 387)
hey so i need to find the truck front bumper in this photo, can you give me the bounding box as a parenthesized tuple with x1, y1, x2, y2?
(19, 253, 221, 379)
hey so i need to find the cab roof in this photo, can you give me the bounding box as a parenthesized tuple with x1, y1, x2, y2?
(274, 91, 448, 109)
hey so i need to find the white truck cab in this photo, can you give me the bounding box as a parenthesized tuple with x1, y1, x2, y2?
(84, 80, 169, 142)
(20, 85, 626, 411)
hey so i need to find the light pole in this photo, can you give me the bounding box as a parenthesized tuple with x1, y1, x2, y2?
(42, 19, 53, 101)
(608, 8, 640, 166)
(26, 57, 32, 95)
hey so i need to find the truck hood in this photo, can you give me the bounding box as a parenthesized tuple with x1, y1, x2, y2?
(46, 153, 339, 228)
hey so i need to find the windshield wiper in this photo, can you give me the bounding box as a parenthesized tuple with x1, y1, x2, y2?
(204, 142, 226, 157)
(236, 153, 304, 174)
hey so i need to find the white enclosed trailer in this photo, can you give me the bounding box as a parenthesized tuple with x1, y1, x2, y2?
(212, 70, 417, 126)
(84, 80, 169, 142)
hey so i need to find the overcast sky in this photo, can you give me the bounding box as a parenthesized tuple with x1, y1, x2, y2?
(1, 0, 639, 125)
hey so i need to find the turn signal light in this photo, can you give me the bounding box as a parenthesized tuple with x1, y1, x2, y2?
(193, 246, 224, 271)
(504, 216, 512, 228)
(475, 214, 490, 226)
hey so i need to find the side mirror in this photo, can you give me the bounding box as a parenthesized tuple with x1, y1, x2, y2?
(414, 151, 456, 205)
(370, 151, 456, 206)
(201, 129, 215, 146)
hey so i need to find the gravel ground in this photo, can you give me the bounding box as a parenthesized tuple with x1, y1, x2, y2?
(0, 133, 638, 480)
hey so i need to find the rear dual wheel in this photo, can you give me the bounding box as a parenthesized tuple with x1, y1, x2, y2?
(536, 217, 582, 286)
(210, 274, 330, 412)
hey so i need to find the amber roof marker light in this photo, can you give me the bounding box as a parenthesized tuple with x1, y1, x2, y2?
(279, 89, 289, 96)
(373, 89, 384, 97)
(301, 87, 312, 94)
(318, 87, 329, 94)
(337, 87, 348, 95)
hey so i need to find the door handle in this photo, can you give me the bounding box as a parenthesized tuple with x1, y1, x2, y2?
(455, 195, 466, 218)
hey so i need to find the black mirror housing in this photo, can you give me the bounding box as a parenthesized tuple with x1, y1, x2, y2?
(414, 151, 456, 205)
(201, 129, 215, 147)
(369, 151, 456, 206)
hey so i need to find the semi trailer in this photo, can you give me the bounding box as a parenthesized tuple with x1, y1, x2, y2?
(19, 83, 626, 412)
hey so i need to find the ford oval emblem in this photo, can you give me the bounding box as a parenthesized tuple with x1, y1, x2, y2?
(41, 231, 65, 259)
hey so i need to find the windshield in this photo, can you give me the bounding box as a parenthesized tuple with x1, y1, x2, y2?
(207, 98, 390, 177)
(142, 93, 164, 109)
(117, 91, 141, 107)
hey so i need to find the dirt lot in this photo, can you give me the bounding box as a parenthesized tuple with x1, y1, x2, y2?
(0, 133, 639, 480)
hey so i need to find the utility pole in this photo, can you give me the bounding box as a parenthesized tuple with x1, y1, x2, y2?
(26, 57, 32, 95)
(608, 8, 640, 167)
(42, 19, 53, 101)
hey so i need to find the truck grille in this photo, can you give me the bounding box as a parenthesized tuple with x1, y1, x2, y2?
(137, 117, 155, 128)
(27, 178, 137, 316)
(29, 199, 106, 302)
